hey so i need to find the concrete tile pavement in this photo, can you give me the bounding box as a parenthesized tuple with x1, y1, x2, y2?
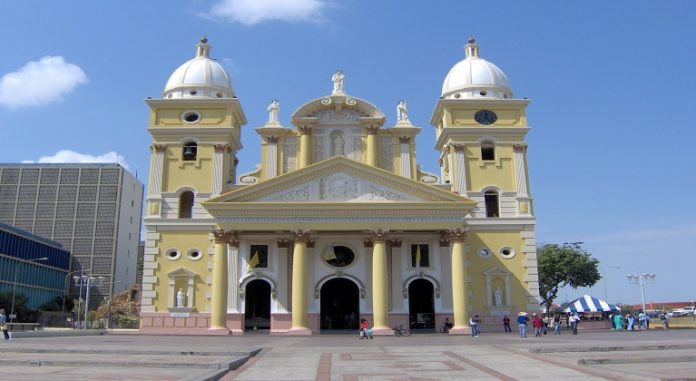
(0, 329, 695, 380)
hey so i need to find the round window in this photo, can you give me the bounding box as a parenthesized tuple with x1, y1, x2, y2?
(181, 111, 200, 124)
(165, 249, 180, 260)
(499, 247, 516, 259)
(187, 249, 202, 261)
(478, 248, 492, 259)
(323, 245, 355, 268)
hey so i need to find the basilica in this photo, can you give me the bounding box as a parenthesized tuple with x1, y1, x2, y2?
(139, 37, 540, 335)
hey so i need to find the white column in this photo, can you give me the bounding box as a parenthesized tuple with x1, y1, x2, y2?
(504, 273, 512, 306)
(151, 146, 164, 196)
(453, 144, 467, 196)
(266, 137, 278, 178)
(513, 144, 529, 197)
(227, 243, 239, 312)
(399, 137, 412, 178)
(212, 144, 227, 196)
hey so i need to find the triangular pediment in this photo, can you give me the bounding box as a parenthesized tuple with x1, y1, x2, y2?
(203, 157, 476, 231)
(207, 156, 471, 203)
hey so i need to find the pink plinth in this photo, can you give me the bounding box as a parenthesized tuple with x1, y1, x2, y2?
(282, 327, 313, 336)
(371, 327, 393, 336)
(448, 326, 472, 335)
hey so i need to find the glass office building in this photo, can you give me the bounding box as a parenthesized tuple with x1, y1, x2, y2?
(0, 222, 70, 310)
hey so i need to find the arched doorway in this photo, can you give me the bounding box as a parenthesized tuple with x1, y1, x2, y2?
(320, 278, 359, 331)
(408, 279, 435, 331)
(244, 279, 271, 330)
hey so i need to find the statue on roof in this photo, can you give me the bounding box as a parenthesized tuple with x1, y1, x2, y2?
(332, 69, 344, 95)
(267, 99, 280, 124)
(397, 100, 409, 123)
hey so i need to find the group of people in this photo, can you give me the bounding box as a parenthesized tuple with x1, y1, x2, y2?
(609, 311, 666, 331)
(515, 312, 580, 338)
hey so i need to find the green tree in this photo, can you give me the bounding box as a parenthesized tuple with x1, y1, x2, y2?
(538, 244, 601, 314)
(0, 292, 30, 321)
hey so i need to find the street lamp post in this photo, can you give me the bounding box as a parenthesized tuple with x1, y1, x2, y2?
(600, 266, 621, 301)
(10, 257, 48, 323)
(627, 273, 656, 313)
(74, 274, 104, 330)
(62, 268, 91, 316)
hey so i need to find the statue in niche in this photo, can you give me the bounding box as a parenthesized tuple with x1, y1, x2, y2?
(495, 288, 503, 306)
(331, 131, 345, 156)
(267, 99, 280, 124)
(332, 69, 344, 94)
(176, 289, 185, 307)
(397, 100, 409, 122)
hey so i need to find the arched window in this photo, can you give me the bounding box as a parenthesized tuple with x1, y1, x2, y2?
(182, 142, 197, 161)
(481, 141, 495, 161)
(179, 191, 194, 219)
(484, 190, 499, 218)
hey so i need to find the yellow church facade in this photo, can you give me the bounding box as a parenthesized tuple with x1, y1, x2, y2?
(139, 37, 540, 335)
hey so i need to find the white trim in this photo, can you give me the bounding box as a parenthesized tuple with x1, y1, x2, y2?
(180, 110, 201, 125)
(186, 248, 203, 261)
(164, 248, 181, 260)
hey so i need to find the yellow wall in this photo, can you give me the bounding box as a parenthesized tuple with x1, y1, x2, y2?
(467, 231, 528, 311)
(161, 145, 214, 193)
(153, 231, 213, 312)
(466, 145, 515, 192)
(152, 107, 231, 127)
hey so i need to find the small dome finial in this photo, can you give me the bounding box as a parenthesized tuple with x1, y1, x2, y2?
(195, 35, 211, 58)
(464, 37, 480, 58)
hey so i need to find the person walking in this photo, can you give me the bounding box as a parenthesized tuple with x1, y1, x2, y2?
(553, 315, 561, 335)
(502, 315, 512, 333)
(638, 311, 646, 330)
(0, 309, 9, 340)
(659, 313, 669, 331)
(532, 313, 544, 337)
(517, 312, 528, 338)
(469, 315, 480, 338)
(569, 313, 580, 335)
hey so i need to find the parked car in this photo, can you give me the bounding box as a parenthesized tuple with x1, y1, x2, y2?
(670, 306, 695, 317)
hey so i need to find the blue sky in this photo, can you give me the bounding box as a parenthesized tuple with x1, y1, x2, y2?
(1, 1, 694, 305)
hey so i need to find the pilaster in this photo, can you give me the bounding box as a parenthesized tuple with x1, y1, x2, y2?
(445, 228, 471, 335)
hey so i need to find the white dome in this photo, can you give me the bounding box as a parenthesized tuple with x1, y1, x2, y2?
(163, 37, 235, 99)
(441, 38, 512, 100)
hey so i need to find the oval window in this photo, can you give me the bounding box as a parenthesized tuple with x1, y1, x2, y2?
(323, 245, 355, 268)
(181, 111, 200, 124)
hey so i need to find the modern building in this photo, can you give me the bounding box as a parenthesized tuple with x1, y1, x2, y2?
(0, 163, 144, 308)
(0, 222, 70, 311)
(140, 37, 540, 335)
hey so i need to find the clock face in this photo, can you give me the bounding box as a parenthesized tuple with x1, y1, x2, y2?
(474, 110, 497, 125)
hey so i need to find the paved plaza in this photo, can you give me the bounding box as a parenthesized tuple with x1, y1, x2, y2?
(0, 329, 695, 380)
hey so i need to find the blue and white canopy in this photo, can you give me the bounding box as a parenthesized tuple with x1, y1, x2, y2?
(563, 295, 620, 313)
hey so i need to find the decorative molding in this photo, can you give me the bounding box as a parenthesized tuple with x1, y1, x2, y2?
(368, 229, 388, 243)
(452, 144, 465, 152)
(212, 229, 238, 246)
(233, 157, 239, 166)
(364, 126, 379, 135)
(292, 230, 313, 245)
(214, 144, 229, 153)
(444, 145, 451, 154)
(265, 185, 310, 202)
(298, 126, 312, 135)
(445, 228, 469, 243)
(513, 144, 528, 153)
(265, 136, 279, 144)
(151, 144, 166, 152)
(398, 136, 410, 144)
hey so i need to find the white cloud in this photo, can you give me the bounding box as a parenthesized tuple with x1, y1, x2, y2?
(0, 56, 88, 109)
(23, 150, 130, 171)
(207, 0, 328, 25)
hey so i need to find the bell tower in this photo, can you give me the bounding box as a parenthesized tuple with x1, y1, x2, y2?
(141, 37, 247, 313)
(430, 38, 540, 312)
(430, 38, 533, 217)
